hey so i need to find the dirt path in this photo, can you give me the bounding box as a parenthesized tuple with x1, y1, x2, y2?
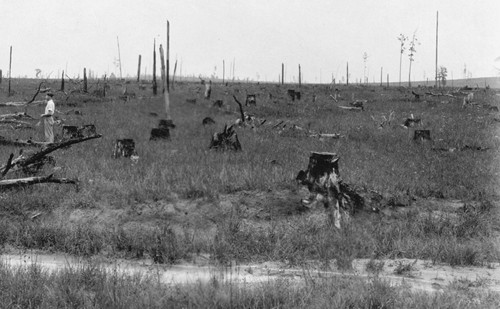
(2, 252, 500, 293)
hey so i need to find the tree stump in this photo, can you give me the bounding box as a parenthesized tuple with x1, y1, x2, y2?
(296, 152, 343, 228)
(413, 130, 431, 142)
(245, 94, 256, 106)
(62, 125, 97, 140)
(202, 117, 216, 126)
(403, 118, 421, 128)
(209, 124, 241, 151)
(113, 139, 137, 158)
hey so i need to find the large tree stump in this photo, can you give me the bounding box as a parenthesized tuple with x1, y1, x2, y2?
(209, 124, 241, 151)
(149, 119, 173, 140)
(287, 89, 301, 101)
(296, 152, 343, 228)
(113, 139, 137, 158)
(245, 94, 256, 106)
(413, 130, 431, 142)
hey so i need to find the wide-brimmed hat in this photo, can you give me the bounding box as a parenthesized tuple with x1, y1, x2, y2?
(46, 91, 54, 97)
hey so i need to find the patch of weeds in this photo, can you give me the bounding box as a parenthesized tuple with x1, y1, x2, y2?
(393, 259, 418, 276)
(63, 224, 104, 257)
(448, 276, 490, 291)
(149, 226, 186, 264)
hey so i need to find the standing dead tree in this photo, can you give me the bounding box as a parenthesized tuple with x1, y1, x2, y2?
(397, 34, 407, 87)
(407, 31, 419, 88)
(153, 39, 158, 95)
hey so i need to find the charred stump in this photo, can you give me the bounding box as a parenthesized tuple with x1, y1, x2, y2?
(403, 118, 421, 128)
(202, 117, 216, 126)
(413, 130, 431, 142)
(209, 124, 241, 151)
(113, 139, 137, 158)
(245, 94, 256, 106)
(287, 89, 301, 101)
(62, 125, 96, 140)
(296, 152, 345, 228)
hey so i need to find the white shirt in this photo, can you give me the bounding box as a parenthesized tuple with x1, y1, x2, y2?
(45, 99, 55, 116)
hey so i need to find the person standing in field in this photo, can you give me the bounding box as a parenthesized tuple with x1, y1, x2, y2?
(41, 92, 55, 143)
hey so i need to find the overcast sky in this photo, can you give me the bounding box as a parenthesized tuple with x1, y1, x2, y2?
(1, 0, 499, 83)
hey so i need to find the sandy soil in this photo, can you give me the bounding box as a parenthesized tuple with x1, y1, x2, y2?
(2, 252, 500, 293)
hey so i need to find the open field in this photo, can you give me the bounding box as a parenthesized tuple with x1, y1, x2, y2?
(1, 78, 500, 305)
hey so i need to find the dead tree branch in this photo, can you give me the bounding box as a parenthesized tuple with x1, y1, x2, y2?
(0, 174, 77, 190)
(232, 95, 245, 124)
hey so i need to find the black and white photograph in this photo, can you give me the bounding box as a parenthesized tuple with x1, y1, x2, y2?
(0, 0, 500, 307)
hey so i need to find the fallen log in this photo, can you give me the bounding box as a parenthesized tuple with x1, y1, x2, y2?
(0, 134, 102, 177)
(0, 112, 34, 120)
(0, 174, 77, 190)
(0, 136, 44, 147)
(338, 106, 363, 111)
(0, 100, 44, 107)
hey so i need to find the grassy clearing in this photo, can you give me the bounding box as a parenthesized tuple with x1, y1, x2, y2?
(0, 79, 499, 267)
(0, 262, 499, 308)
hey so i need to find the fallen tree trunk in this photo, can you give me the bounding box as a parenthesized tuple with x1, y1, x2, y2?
(0, 134, 102, 177)
(0, 174, 77, 190)
(0, 136, 44, 147)
(338, 106, 363, 111)
(0, 112, 34, 120)
(0, 100, 44, 107)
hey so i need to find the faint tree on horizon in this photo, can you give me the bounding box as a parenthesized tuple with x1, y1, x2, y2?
(407, 31, 420, 88)
(397, 34, 407, 87)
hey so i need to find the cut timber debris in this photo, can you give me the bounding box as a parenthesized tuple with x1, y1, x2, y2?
(349, 100, 366, 110)
(0, 134, 102, 178)
(338, 106, 363, 111)
(0, 174, 77, 190)
(209, 124, 241, 151)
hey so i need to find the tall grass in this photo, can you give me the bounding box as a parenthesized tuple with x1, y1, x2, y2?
(0, 80, 499, 265)
(0, 261, 499, 308)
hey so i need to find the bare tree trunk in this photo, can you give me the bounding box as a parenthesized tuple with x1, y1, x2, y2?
(435, 11, 439, 88)
(116, 36, 122, 79)
(399, 52, 403, 87)
(222, 60, 225, 84)
(8, 46, 12, 97)
(166, 20, 170, 92)
(159, 44, 166, 93)
(137, 54, 142, 82)
(408, 60, 412, 88)
(83, 68, 87, 92)
(298, 64, 301, 87)
(281, 63, 284, 85)
(171, 59, 177, 90)
(0, 69, 2, 84)
(60, 70, 65, 91)
(346, 62, 349, 86)
(153, 39, 157, 95)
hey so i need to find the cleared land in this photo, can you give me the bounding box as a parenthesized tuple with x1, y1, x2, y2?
(0, 78, 499, 306)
